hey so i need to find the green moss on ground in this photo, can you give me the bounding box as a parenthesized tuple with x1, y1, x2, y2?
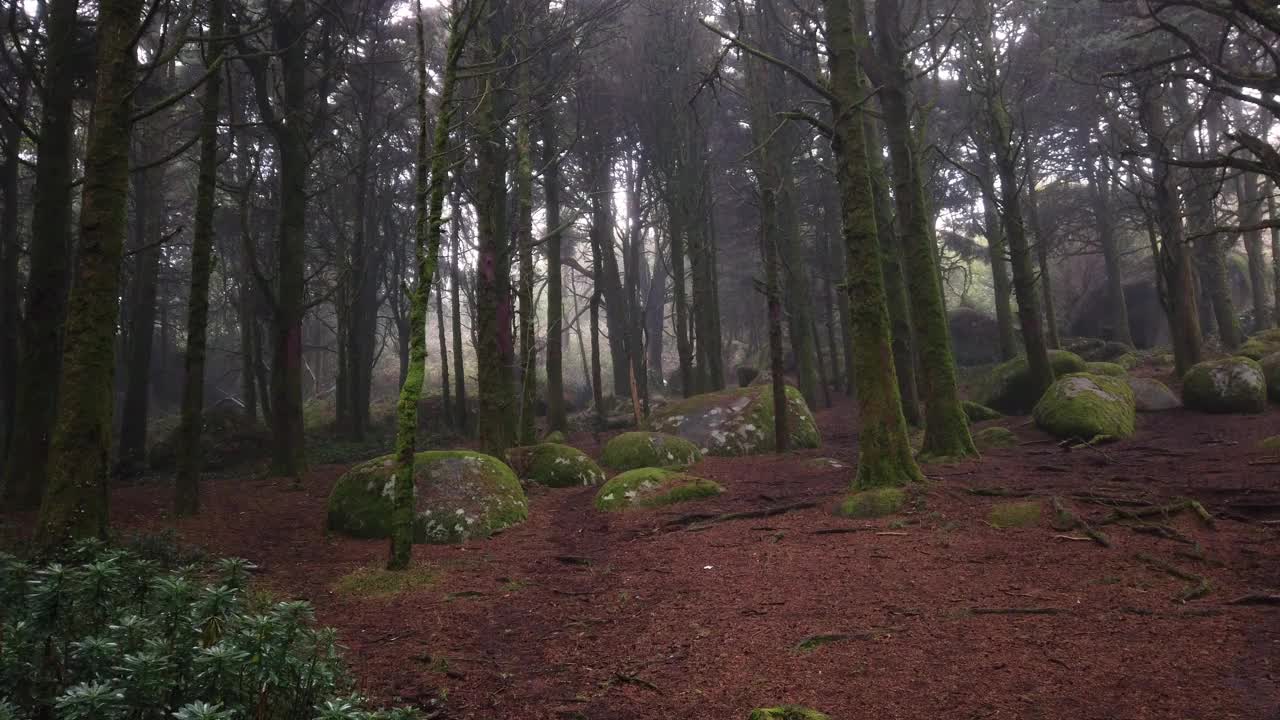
(1114, 353, 1138, 370)
(650, 384, 820, 456)
(327, 450, 528, 544)
(1258, 435, 1280, 453)
(962, 400, 1003, 423)
(1237, 328, 1280, 361)
(1033, 373, 1136, 440)
(974, 426, 1017, 449)
(749, 707, 830, 720)
(987, 501, 1042, 528)
(1260, 352, 1280, 403)
(332, 565, 436, 599)
(599, 432, 702, 471)
(1181, 357, 1267, 414)
(979, 350, 1087, 415)
(1084, 361, 1127, 377)
(505, 443, 605, 487)
(837, 487, 906, 518)
(542, 430, 567, 444)
(594, 468, 722, 511)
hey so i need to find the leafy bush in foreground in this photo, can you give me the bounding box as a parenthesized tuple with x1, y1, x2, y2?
(0, 540, 425, 720)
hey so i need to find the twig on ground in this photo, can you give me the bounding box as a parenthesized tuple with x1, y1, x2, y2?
(1225, 593, 1280, 606)
(970, 607, 1064, 615)
(1051, 496, 1111, 547)
(1137, 553, 1213, 602)
(669, 501, 819, 531)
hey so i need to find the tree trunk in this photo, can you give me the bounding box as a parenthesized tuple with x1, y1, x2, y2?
(117, 160, 164, 474)
(1023, 148, 1060, 349)
(874, 0, 976, 460)
(515, 65, 536, 445)
(388, 0, 465, 571)
(820, 0, 921, 489)
(0, 76, 26, 468)
(1268, 182, 1280, 329)
(437, 280, 452, 424)
(541, 99, 566, 432)
(668, 205, 694, 396)
(1237, 173, 1268, 331)
(175, 0, 226, 516)
(3, 0, 79, 510)
(1091, 156, 1133, 346)
(450, 195, 468, 431)
(35, 0, 145, 548)
(975, 151, 1017, 361)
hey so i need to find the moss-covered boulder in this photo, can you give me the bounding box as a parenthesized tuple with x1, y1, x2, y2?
(1032, 373, 1136, 440)
(1182, 357, 1267, 414)
(749, 708, 830, 720)
(962, 400, 1002, 423)
(650, 384, 820, 456)
(594, 468, 722, 511)
(1260, 352, 1280, 403)
(1084, 361, 1127, 377)
(1126, 377, 1181, 412)
(542, 430, 567, 444)
(837, 487, 906, 518)
(505, 443, 604, 487)
(978, 350, 1088, 415)
(1237, 329, 1280, 361)
(600, 431, 701, 471)
(327, 451, 527, 544)
(974, 426, 1017, 449)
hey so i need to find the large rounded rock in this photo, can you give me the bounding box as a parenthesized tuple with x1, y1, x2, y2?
(1237, 329, 1280, 361)
(1033, 373, 1136, 440)
(1260, 352, 1280, 403)
(327, 451, 527, 543)
(600, 431, 702, 471)
(1126, 377, 1181, 412)
(978, 350, 1088, 415)
(1182, 357, 1267, 414)
(594, 468, 723, 511)
(505, 443, 605, 487)
(651, 384, 820, 456)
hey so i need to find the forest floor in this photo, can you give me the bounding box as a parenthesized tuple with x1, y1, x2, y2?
(12, 375, 1280, 719)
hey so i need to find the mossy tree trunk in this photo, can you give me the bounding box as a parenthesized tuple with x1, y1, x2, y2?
(474, 0, 517, 456)
(34, 0, 145, 548)
(1268, 182, 1280, 329)
(1023, 147, 1060, 349)
(1090, 152, 1134, 347)
(515, 52, 537, 445)
(974, 150, 1017, 362)
(874, 0, 976, 460)
(0, 76, 27, 469)
(1139, 82, 1202, 375)
(175, 0, 227, 516)
(2, 0, 79, 510)
(541, 95, 567, 432)
(389, 0, 470, 571)
(1238, 173, 1268, 331)
(667, 204, 694, 396)
(864, 111, 921, 427)
(449, 194, 469, 431)
(820, 0, 921, 489)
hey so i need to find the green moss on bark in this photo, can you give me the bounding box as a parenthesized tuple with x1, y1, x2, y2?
(594, 468, 722, 511)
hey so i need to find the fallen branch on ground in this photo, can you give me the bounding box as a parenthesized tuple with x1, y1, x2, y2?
(1225, 593, 1280, 606)
(667, 501, 819, 531)
(1137, 553, 1212, 602)
(1051, 496, 1111, 547)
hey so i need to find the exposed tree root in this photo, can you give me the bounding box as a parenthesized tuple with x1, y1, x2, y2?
(1050, 496, 1111, 547)
(1137, 553, 1213, 602)
(966, 487, 1034, 497)
(1130, 524, 1195, 545)
(1225, 593, 1280, 606)
(1095, 499, 1215, 529)
(667, 501, 819, 531)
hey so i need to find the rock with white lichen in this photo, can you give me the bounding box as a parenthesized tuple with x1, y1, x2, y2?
(1125, 377, 1181, 412)
(593, 468, 722, 511)
(600, 431, 702, 471)
(505, 443, 605, 487)
(327, 450, 527, 544)
(650, 384, 820, 456)
(1033, 373, 1136, 440)
(1181, 357, 1267, 414)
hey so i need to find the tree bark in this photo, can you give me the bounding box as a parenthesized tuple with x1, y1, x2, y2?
(1090, 154, 1134, 346)
(541, 97, 566, 432)
(117, 158, 164, 474)
(35, 0, 145, 548)
(175, 0, 227, 516)
(1237, 173, 1268, 331)
(975, 151, 1017, 361)
(0, 76, 26, 469)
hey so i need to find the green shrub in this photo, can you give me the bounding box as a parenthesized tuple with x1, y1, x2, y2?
(0, 540, 425, 720)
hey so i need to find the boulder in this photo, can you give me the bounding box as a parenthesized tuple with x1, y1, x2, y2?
(149, 405, 271, 472)
(974, 426, 1018, 448)
(600, 431, 702, 471)
(1182, 357, 1267, 414)
(736, 365, 761, 387)
(978, 350, 1088, 415)
(1260, 351, 1280, 403)
(505, 443, 605, 487)
(594, 468, 723, 511)
(1125, 377, 1181, 412)
(949, 308, 1005, 366)
(962, 400, 1003, 423)
(651, 384, 820, 456)
(1084, 361, 1127, 377)
(542, 430, 567, 444)
(327, 451, 527, 544)
(1237, 329, 1280, 361)
(1032, 373, 1136, 440)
